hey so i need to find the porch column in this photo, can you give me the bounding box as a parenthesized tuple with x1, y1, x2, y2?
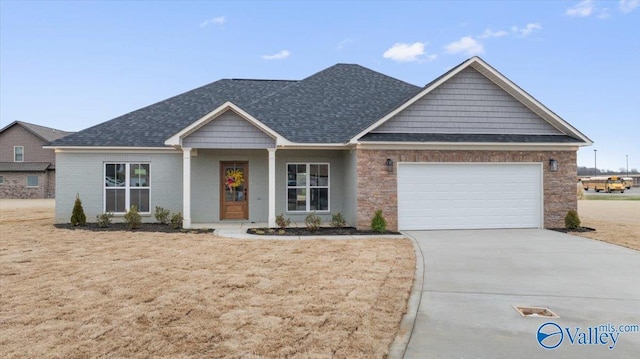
(268, 148, 277, 228)
(182, 147, 192, 228)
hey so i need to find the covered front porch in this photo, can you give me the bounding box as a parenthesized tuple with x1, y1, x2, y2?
(180, 147, 356, 229)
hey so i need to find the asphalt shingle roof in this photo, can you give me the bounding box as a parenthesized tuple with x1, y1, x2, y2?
(0, 162, 52, 172)
(50, 64, 421, 147)
(51, 79, 296, 147)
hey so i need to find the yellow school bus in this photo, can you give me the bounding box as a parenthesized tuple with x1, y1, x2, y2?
(583, 176, 625, 193)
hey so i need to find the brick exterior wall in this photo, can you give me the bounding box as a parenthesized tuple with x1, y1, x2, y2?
(0, 170, 54, 199)
(356, 149, 577, 231)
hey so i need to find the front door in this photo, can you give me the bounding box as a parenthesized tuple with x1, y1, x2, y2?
(220, 162, 248, 220)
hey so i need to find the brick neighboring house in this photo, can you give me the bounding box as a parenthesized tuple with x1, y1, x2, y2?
(0, 121, 73, 198)
(49, 57, 592, 230)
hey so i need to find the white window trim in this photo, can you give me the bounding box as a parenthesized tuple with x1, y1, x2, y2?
(26, 175, 39, 188)
(285, 162, 330, 213)
(14, 146, 24, 162)
(103, 162, 151, 214)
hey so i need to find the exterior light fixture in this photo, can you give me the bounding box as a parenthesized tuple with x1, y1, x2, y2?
(549, 159, 558, 172)
(386, 158, 394, 173)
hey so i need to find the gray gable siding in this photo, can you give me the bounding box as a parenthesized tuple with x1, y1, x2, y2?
(374, 67, 562, 135)
(183, 111, 275, 149)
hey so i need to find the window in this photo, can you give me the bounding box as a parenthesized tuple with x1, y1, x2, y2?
(104, 163, 150, 213)
(27, 175, 38, 187)
(0, 176, 4, 185)
(14, 146, 24, 162)
(286, 163, 329, 212)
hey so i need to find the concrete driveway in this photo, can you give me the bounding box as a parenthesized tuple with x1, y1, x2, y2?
(402, 229, 640, 359)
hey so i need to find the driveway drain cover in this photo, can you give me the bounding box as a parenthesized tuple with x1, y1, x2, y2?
(513, 306, 559, 318)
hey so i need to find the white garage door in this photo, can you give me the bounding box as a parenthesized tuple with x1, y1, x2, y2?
(397, 163, 542, 230)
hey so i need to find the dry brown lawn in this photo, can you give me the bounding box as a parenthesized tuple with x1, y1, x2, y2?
(0, 200, 415, 358)
(577, 199, 640, 251)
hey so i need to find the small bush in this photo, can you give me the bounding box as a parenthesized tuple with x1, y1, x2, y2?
(371, 210, 387, 233)
(70, 194, 87, 226)
(96, 212, 113, 228)
(305, 212, 321, 232)
(170, 212, 183, 229)
(275, 213, 291, 229)
(564, 209, 581, 230)
(124, 205, 142, 230)
(330, 213, 346, 227)
(154, 206, 170, 224)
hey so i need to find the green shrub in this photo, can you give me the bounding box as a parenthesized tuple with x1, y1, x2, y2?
(371, 210, 387, 233)
(124, 205, 142, 230)
(330, 213, 346, 227)
(564, 209, 581, 230)
(170, 212, 183, 229)
(96, 212, 113, 228)
(275, 213, 291, 229)
(154, 206, 170, 224)
(305, 212, 321, 232)
(70, 194, 87, 226)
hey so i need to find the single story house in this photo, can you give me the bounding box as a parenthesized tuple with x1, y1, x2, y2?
(0, 121, 72, 198)
(48, 57, 591, 231)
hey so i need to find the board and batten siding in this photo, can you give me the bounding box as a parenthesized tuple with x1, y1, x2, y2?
(374, 67, 562, 135)
(54, 151, 183, 223)
(183, 111, 276, 149)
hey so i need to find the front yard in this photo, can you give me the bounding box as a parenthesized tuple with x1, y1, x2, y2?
(0, 200, 415, 358)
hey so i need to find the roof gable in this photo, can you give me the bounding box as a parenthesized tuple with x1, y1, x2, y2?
(352, 57, 592, 145)
(374, 67, 562, 135)
(0, 121, 72, 143)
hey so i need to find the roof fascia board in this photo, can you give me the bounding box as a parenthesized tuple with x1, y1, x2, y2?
(356, 141, 582, 151)
(277, 143, 353, 150)
(349, 57, 477, 143)
(164, 101, 291, 147)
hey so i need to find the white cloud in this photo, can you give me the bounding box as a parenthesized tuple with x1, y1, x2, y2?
(261, 50, 291, 60)
(566, 0, 595, 17)
(336, 38, 355, 50)
(444, 36, 484, 56)
(200, 16, 225, 27)
(383, 42, 436, 63)
(478, 28, 509, 39)
(620, 0, 639, 13)
(512, 23, 542, 37)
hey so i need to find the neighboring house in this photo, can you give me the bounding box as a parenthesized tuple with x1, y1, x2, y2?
(48, 57, 591, 231)
(0, 121, 73, 199)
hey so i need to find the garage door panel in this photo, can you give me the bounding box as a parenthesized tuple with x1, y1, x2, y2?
(397, 163, 542, 230)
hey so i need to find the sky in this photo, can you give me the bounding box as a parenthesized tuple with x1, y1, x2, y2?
(1, 0, 638, 172)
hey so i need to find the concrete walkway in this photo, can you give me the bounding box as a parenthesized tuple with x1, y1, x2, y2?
(400, 229, 640, 359)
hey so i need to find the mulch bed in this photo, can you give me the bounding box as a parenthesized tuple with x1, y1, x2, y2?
(54, 223, 214, 234)
(549, 226, 596, 233)
(247, 226, 400, 236)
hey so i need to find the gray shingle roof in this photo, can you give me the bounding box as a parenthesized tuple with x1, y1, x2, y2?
(51, 79, 296, 147)
(243, 64, 422, 143)
(50, 64, 421, 147)
(0, 162, 52, 172)
(360, 133, 583, 143)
